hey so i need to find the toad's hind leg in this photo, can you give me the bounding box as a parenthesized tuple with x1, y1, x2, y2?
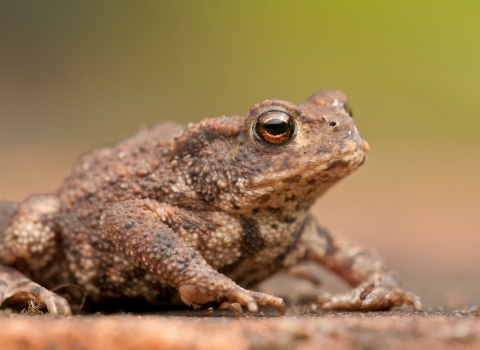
(100, 199, 285, 315)
(0, 196, 72, 315)
(283, 216, 422, 312)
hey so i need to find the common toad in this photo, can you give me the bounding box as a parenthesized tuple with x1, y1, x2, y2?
(0, 90, 422, 315)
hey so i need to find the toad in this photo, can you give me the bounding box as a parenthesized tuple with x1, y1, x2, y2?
(0, 90, 422, 315)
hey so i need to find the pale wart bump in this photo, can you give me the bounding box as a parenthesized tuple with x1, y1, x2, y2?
(83, 259, 95, 270)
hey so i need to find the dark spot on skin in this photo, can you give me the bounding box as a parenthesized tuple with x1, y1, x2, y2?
(0, 281, 7, 287)
(30, 285, 42, 296)
(267, 206, 282, 215)
(252, 208, 260, 214)
(282, 174, 302, 184)
(316, 147, 329, 154)
(271, 224, 278, 229)
(283, 217, 296, 223)
(258, 195, 270, 204)
(284, 195, 297, 202)
(326, 159, 348, 171)
(360, 283, 375, 300)
(275, 219, 308, 265)
(124, 222, 135, 230)
(316, 225, 337, 255)
(239, 217, 265, 259)
(14, 281, 29, 289)
(232, 204, 240, 210)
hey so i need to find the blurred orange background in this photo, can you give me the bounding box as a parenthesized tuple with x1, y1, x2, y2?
(0, 1, 479, 309)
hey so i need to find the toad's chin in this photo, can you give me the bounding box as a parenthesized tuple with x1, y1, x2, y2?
(244, 142, 368, 195)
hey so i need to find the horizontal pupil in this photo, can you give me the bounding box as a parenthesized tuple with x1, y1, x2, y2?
(263, 119, 289, 135)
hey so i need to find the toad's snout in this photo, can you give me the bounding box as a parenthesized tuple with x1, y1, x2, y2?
(360, 138, 370, 154)
(319, 112, 369, 155)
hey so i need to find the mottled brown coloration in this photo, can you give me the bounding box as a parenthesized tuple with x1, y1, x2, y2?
(0, 90, 421, 315)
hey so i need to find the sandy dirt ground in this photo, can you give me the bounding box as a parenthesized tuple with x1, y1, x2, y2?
(0, 140, 479, 348)
(0, 311, 479, 350)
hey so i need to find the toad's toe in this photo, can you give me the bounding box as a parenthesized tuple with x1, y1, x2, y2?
(319, 277, 422, 312)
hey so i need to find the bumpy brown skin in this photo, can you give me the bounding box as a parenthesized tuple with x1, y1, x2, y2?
(0, 91, 422, 315)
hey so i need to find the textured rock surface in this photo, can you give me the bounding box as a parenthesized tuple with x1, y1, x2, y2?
(0, 311, 479, 350)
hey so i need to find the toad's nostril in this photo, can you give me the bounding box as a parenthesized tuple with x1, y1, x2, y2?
(329, 121, 338, 128)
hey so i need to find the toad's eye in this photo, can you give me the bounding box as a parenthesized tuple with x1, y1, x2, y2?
(254, 111, 296, 145)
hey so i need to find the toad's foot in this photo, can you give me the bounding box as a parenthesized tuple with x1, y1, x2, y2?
(0, 265, 72, 315)
(318, 274, 422, 312)
(179, 282, 286, 315)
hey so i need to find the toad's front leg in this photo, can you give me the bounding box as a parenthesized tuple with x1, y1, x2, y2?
(285, 216, 422, 312)
(100, 199, 285, 315)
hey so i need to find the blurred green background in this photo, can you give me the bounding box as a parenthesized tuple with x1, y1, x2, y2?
(0, 1, 479, 308)
(1, 1, 479, 146)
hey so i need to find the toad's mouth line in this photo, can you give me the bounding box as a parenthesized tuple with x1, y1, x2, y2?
(239, 144, 368, 191)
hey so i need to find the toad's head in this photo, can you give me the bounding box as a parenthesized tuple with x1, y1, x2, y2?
(170, 90, 369, 214)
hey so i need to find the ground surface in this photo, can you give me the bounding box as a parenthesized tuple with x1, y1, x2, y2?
(0, 309, 479, 350)
(0, 140, 479, 348)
